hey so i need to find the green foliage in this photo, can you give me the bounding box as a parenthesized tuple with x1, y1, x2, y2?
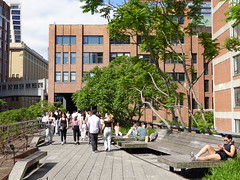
(80, 0, 220, 130)
(73, 56, 175, 124)
(147, 128, 156, 136)
(0, 99, 7, 106)
(224, 37, 240, 52)
(204, 155, 240, 180)
(193, 111, 214, 133)
(225, 1, 240, 27)
(198, 32, 220, 62)
(0, 100, 66, 124)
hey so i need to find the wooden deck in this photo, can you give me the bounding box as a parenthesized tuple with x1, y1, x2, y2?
(25, 131, 185, 180)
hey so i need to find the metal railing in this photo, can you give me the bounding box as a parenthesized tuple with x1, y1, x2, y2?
(0, 119, 45, 153)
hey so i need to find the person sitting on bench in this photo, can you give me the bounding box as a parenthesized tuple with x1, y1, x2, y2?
(191, 135, 236, 161)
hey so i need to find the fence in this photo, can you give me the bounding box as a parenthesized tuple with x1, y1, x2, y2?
(0, 119, 45, 153)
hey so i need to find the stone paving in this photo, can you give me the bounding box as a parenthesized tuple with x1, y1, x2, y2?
(25, 131, 185, 180)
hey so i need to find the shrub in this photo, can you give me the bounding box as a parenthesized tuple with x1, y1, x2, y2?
(204, 156, 240, 180)
(147, 128, 156, 136)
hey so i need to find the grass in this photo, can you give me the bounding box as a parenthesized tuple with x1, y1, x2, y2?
(204, 156, 240, 180)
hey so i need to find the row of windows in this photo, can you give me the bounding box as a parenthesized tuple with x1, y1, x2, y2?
(55, 52, 76, 64)
(55, 52, 198, 64)
(0, 83, 43, 90)
(56, 35, 186, 45)
(55, 72, 76, 82)
(192, 97, 211, 110)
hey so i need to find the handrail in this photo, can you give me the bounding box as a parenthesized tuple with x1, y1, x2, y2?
(132, 119, 240, 137)
(0, 119, 45, 153)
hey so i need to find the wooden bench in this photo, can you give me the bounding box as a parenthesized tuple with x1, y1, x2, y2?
(8, 150, 47, 180)
(148, 129, 240, 172)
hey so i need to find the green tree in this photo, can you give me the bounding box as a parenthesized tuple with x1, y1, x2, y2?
(80, 0, 220, 131)
(73, 56, 176, 127)
(224, 1, 240, 52)
(0, 99, 6, 106)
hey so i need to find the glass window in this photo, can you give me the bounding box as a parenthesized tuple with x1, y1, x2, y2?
(172, 38, 184, 44)
(234, 54, 240, 75)
(55, 72, 61, 82)
(11, 10, 20, 15)
(83, 36, 103, 44)
(55, 52, 61, 64)
(13, 21, 20, 25)
(110, 52, 130, 61)
(56, 36, 76, 45)
(192, 99, 198, 109)
(234, 87, 240, 107)
(12, 16, 20, 20)
(169, 73, 185, 82)
(110, 36, 130, 44)
(56, 36, 62, 45)
(13, 26, 20, 30)
(192, 73, 197, 81)
(63, 52, 68, 64)
(205, 97, 209, 109)
(192, 53, 197, 64)
(173, 16, 184, 25)
(0, 7, 2, 15)
(138, 54, 154, 64)
(137, 36, 143, 45)
(204, 63, 209, 75)
(83, 53, 103, 64)
(70, 52, 76, 64)
(63, 72, 68, 82)
(0, 17, 2, 27)
(70, 72, 76, 82)
(165, 53, 183, 64)
(63, 36, 70, 45)
(204, 80, 209, 92)
(235, 119, 240, 133)
(70, 36, 76, 44)
(233, 24, 240, 38)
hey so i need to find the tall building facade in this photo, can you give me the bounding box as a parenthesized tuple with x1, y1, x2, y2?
(9, 2, 21, 43)
(48, 23, 213, 123)
(212, 0, 240, 132)
(0, 0, 10, 83)
(9, 42, 48, 81)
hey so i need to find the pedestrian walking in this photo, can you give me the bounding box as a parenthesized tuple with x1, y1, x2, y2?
(59, 113, 68, 145)
(72, 115, 80, 145)
(87, 110, 101, 153)
(103, 113, 113, 151)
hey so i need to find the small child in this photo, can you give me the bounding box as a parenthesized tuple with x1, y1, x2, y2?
(80, 120, 87, 141)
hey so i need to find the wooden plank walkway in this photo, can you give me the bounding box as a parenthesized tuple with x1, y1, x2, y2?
(25, 131, 185, 180)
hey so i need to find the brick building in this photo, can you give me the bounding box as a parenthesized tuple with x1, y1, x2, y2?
(0, 0, 10, 83)
(48, 23, 213, 124)
(212, 0, 240, 132)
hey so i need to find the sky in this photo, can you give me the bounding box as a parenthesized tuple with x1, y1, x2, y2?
(4, 0, 127, 59)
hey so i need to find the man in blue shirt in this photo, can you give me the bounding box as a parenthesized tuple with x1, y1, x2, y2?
(136, 123, 147, 141)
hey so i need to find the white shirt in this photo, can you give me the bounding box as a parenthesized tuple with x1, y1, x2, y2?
(87, 115, 101, 134)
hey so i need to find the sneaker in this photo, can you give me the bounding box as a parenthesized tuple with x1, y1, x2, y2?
(74, 141, 77, 144)
(190, 152, 194, 158)
(61, 142, 64, 145)
(192, 155, 198, 161)
(105, 148, 108, 152)
(77, 142, 80, 145)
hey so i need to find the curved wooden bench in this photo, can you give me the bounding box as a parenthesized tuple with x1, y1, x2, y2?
(8, 150, 47, 180)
